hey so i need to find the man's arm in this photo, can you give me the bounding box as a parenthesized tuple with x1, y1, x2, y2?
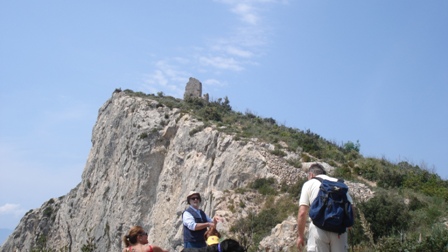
(194, 222, 212, 231)
(183, 211, 214, 231)
(347, 193, 356, 227)
(182, 211, 197, 230)
(349, 204, 356, 229)
(297, 205, 309, 250)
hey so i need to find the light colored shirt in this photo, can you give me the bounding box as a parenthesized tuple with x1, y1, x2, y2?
(182, 206, 212, 230)
(299, 174, 353, 207)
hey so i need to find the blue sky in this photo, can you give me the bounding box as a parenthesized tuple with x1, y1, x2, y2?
(1, 0, 447, 239)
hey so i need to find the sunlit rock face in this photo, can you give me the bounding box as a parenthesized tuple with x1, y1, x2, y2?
(1, 90, 372, 252)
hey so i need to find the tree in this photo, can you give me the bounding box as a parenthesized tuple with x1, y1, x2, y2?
(343, 140, 360, 153)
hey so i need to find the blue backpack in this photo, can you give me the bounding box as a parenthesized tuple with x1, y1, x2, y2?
(308, 177, 354, 234)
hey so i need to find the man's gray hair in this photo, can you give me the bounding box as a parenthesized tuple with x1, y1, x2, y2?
(308, 163, 326, 175)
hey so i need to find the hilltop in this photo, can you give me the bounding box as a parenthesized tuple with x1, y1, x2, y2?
(1, 79, 447, 251)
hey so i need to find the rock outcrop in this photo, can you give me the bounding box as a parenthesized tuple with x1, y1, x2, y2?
(1, 90, 373, 252)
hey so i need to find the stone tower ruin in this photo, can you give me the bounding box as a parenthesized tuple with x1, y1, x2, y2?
(184, 77, 202, 100)
(183, 77, 209, 102)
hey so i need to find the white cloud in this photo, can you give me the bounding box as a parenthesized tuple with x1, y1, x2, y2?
(203, 78, 226, 87)
(231, 3, 259, 25)
(155, 60, 189, 82)
(142, 0, 284, 96)
(199, 56, 244, 71)
(0, 204, 26, 229)
(147, 69, 169, 86)
(0, 203, 25, 217)
(142, 60, 190, 97)
(226, 46, 253, 58)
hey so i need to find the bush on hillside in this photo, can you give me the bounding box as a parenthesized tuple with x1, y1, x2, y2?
(358, 192, 411, 242)
(250, 178, 277, 195)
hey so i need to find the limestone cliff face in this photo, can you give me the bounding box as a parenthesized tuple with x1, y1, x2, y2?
(1, 91, 373, 252)
(0, 91, 298, 251)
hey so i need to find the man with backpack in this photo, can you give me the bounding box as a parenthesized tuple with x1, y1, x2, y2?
(297, 163, 355, 252)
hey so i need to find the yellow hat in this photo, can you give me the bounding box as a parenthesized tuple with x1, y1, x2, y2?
(206, 235, 220, 245)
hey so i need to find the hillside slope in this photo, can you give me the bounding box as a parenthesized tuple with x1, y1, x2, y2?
(0, 91, 327, 251)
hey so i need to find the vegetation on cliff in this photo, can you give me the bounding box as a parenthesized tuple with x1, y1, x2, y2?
(124, 89, 448, 252)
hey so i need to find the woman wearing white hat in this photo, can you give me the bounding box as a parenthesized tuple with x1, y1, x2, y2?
(182, 191, 218, 248)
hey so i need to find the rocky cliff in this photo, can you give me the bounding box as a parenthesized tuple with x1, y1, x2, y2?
(1, 90, 372, 252)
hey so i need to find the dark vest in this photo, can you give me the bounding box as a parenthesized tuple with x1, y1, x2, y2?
(183, 207, 208, 243)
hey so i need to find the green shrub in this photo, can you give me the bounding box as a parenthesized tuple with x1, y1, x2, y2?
(138, 132, 148, 139)
(189, 125, 206, 136)
(81, 229, 97, 252)
(280, 177, 307, 200)
(31, 235, 49, 252)
(342, 140, 360, 153)
(230, 196, 297, 252)
(374, 224, 448, 252)
(301, 153, 311, 162)
(333, 166, 352, 180)
(407, 195, 427, 211)
(250, 178, 277, 195)
(270, 148, 287, 157)
(286, 158, 301, 168)
(358, 192, 411, 242)
(43, 207, 53, 217)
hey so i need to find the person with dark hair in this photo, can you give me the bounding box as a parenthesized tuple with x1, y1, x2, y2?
(122, 225, 168, 252)
(182, 191, 220, 248)
(297, 163, 355, 252)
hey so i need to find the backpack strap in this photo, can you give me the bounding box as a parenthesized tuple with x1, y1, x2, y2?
(312, 177, 323, 183)
(313, 177, 344, 183)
